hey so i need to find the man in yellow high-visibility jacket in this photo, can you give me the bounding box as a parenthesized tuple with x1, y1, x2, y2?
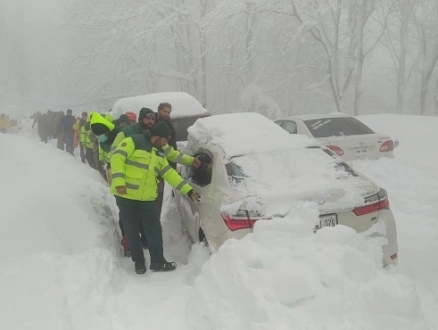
(111, 108, 201, 253)
(111, 121, 200, 274)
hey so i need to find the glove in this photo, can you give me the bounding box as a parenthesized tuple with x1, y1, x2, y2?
(188, 189, 201, 202)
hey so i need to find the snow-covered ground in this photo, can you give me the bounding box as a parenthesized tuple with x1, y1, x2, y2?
(0, 114, 437, 330)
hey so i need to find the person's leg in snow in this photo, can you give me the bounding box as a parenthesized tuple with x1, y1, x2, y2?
(116, 197, 146, 274)
(137, 200, 176, 272)
(156, 180, 165, 219)
(116, 196, 176, 274)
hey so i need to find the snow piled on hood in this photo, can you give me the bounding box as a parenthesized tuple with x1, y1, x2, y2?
(189, 202, 427, 330)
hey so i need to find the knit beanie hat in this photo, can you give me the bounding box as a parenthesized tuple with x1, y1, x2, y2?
(150, 121, 172, 139)
(138, 108, 154, 122)
(118, 114, 130, 125)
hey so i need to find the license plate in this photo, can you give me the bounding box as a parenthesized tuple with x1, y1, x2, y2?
(354, 148, 368, 156)
(319, 214, 338, 228)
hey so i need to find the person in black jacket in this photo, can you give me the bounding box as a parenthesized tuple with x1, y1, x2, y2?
(155, 102, 176, 218)
(60, 109, 77, 155)
(156, 103, 177, 154)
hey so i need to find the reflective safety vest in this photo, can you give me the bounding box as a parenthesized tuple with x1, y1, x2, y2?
(110, 131, 193, 201)
(110, 123, 194, 167)
(80, 122, 93, 148)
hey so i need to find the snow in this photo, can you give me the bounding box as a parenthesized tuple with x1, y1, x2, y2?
(112, 92, 209, 119)
(1, 113, 438, 330)
(189, 205, 426, 330)
(187, 112, 303, 157)
(226, 147, 372, 217)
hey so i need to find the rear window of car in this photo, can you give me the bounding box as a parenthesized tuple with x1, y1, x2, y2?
(172, 114, 210, 141)
(304, 117, 374, 138)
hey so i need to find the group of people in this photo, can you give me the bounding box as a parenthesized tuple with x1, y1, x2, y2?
(47, 103, 201, 275)
(32, 104, 202, 274)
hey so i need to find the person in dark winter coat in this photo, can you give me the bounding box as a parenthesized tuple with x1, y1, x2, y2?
(38, 113, 50, 143)
(61, 109, 77, 155)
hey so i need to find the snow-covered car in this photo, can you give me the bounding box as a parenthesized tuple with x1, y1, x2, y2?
(6, 119, 22, 133)
(275, 113, 395, 161)
(112, 92, 210, 141)
(174, 113, 398, 266)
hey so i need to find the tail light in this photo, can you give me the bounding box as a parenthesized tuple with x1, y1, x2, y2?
(390, 253, 398, 260)
(353, 188, 390, 216)
(221, 210, 268, 231)
(379, 140, 394, 152)
(327, 145, 344, 156)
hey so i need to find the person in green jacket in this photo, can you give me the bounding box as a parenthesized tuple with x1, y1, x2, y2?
(90, 113, 120, 183)
(111, 108, 199, 170)
(111, 122, 200, 274)
(80, 115, 96, 169)
(111, 108, 201, 252)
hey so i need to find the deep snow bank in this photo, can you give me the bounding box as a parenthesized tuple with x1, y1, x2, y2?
(0, 134, 122, 329)
(189, 202, 427, 330)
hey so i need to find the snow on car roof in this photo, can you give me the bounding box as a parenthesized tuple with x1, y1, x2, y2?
(112, 92, 208, 119)
(187, 112, 317, 157)
(280, 112, 350, 121)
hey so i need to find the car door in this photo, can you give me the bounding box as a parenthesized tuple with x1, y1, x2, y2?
(179, 151, 214, 242)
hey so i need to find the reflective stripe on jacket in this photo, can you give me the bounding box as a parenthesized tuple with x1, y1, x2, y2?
(110, 131, 192, 201)
(110, 123, 194, 166)
(80, 123, 93, 148)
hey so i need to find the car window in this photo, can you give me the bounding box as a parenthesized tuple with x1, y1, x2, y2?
(303, 117, 374, 138)
(274, 121, 283, 127)
(226, 162, 246, 184)
(281, 121, 297, 134)
(189, 152, 213, 186)
(172, 115, 210, 141)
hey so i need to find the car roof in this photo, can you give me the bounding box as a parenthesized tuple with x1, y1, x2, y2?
(278, 112, 351, 121)
(187, 112, 318, 157)
(112, 92, 209, 119)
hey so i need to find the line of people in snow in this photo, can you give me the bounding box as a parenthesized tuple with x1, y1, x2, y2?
(33, 104, 202, 274)
(85, 104, 201, 274)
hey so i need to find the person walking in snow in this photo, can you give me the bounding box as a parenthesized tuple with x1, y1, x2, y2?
(110, 122, 201, 274)
(0, 114, 8, 133)
(60, 109, 76, 155)
(54, 111, 65, 150)
(79, 112, 88, 163)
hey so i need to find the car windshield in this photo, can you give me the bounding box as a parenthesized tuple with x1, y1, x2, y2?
(304, 117, 374, 138)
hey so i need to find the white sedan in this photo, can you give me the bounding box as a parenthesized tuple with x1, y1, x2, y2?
(275, 113, 395, 160)
(174, 113, 398, 266)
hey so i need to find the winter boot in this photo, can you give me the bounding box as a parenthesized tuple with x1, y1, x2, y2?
(150, 259, 177, 272)
(135, 261, 147, 275)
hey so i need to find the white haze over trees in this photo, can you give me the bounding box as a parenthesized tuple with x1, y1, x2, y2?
(1, 0, 438, 117)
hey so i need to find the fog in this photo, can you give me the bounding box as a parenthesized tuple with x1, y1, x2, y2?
(1, 0, 438, 118)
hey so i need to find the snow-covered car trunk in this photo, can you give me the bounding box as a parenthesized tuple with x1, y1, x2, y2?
(321, 134, 394, 161)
